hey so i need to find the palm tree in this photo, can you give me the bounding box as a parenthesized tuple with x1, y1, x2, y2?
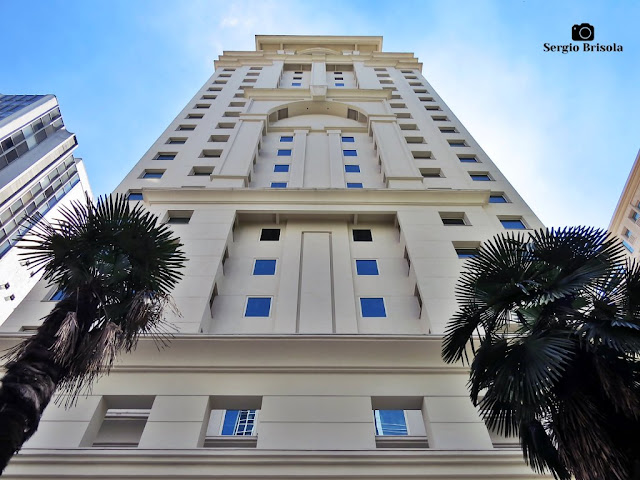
(0, 195, 186, 474)
(442, 226, 640, 480)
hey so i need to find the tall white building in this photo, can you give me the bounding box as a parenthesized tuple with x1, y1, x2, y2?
(0, 94, 92, 323)
(2, 36, 549, 479)
(609, 149, 640, 258)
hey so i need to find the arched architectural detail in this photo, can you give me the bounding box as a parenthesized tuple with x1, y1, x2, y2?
(266, 100, 368, 127)
(297, 47, 342, 55)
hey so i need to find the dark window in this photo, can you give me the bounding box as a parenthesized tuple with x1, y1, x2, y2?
(470, 174, 491, 181)
(260, 229, 280, 241)
(347, 183, 363, 189)
(353, 229, 372, 242)
(341, 136, 355, 142)
(274, 164, 289, 172)
(456, 248, 479, 258)
(501, 219, 527, 230)
(128, 192, 143, 201)
(270, 182, 287, 188)
(50, 289, 67, 301)
(459, 156, 478, 163)
(143, 171, 163, 179)
(167, 217, 190, 224)
(489, 194, 508, 203)
(442, 218, 466, 226)
(155, 154, 176, 160)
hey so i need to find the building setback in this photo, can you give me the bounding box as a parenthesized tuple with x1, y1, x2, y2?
(2, 36, 550, 479)
(0, 94, 92, 324)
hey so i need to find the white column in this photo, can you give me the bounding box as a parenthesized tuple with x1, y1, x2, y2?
(298, 232, 333, 333)
(311, 57, 327, 87)
(421, 395, 493, 449)
(353, 61, 381, 90)
(138, 396, 210, 448)
(370, 117, 424, 189)
(255, 60, 283, 88)
(327, 129, 345, 188)
(212, 115, 266, 187)
(289, 129, 308, 188)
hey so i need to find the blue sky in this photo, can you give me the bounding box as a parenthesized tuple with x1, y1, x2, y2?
(1, 0, 638, 228)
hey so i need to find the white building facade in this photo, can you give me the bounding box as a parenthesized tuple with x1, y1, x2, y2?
(0, 94, 92, 324)
(2, 36, 549, 479)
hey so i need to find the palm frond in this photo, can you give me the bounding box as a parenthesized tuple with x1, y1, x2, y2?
(519, 419, 570, 480)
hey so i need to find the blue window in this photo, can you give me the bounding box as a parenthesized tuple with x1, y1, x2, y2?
(624, 229, 632, 238)
(155, 154, 176, 160)
(128, 192, 143, 201)
(347, 183, 363, 189)
(142, 171, 163, 179)
(245, 297, 271, 317)
(633, 212, 640, 222)
(459, 156, 478, 163)
(374, 410, 408, 436)
(456, 248, 479, 259)
(448, 141, 467, 147)
(343, 150, 357, 157)
(360, 298, 386, 317)
(623, 240, 634, 253)
(277, 149, 292, 156)
(292, 82, 301, 87)
(489, 194, 508, 203)
(344, 165, 360, 173)
(274, 164, 289, 172)
(356, 259, 379, 275)
(253, 259, 276, 275)
(341, 136, 355, 142)
(280, 136, 293, 142)
(271, 182, 287, 188)
(335, 83, 345, 87)
(470, 174, 491, 181)
(500, 219, 527, 230)
(50, 289, 67, 301)
(221, 410, 257, 435)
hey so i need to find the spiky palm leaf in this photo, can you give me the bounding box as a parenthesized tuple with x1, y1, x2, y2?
(442, 226, 640, 480)
(0, 194, 186, 473)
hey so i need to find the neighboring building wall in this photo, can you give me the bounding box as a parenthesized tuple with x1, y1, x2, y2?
(609, 149, 640, 258)
(0, 95, 93, 323)
(2, 36, 548, 479)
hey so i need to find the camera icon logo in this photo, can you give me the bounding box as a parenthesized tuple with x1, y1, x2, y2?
(572, 23, 595, 41)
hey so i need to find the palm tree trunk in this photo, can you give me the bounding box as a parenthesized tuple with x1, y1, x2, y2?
(0, 294, 96, 474)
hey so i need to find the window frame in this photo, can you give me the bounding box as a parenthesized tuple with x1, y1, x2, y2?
(252, 259, 277, 276)
(244, 297, 273, 317)
(355, 259, 379, 276)
(360, 297, 387, 318)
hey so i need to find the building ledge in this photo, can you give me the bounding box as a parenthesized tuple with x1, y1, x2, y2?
(6, 448, 546, 478)
(142, 187, 491, 207)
